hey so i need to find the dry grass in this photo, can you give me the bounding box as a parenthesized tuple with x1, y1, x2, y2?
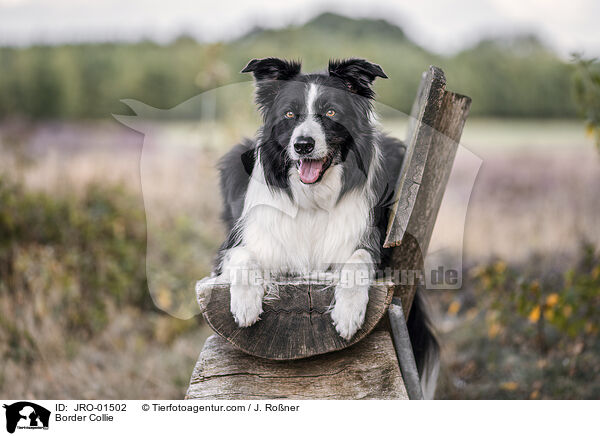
(1, 307, 212, 399)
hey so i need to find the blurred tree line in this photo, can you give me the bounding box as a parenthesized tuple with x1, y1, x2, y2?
(0, 13, 578, 120)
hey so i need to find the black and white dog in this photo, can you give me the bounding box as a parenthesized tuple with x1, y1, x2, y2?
(215, 57, 438, 397)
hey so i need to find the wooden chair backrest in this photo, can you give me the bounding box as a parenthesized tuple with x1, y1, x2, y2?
(384, 66, 471, 315)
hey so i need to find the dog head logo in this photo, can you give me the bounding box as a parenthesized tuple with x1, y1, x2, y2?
(3, 402, 50, 434)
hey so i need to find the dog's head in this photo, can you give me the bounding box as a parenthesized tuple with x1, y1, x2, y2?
(242, 58, 387, 187)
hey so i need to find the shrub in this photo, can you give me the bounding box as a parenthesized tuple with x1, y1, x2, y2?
(0, 175, 151, 341)
(472, 243, 600, 352)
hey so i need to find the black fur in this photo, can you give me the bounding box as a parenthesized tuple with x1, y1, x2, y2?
(328, 58, 388, 99)
(408, 288, 440, 381)
(214, 139, 254, 272)
(218, 138, 255, 232)
(371, 135, 406, 266)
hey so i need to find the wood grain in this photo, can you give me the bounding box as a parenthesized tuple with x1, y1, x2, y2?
(384, 66, 446, 249)
(384, 66, 471, 314)
(198, 280, 394, 360)
(186, 329, 409, 400)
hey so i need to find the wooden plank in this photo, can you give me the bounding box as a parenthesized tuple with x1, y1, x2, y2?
(413, 90, 472, 257)
(197, 280, 394, 360)
(186, 329, 409, 400)
(384, 66, 471, 315)
(384, 66, 446, 248)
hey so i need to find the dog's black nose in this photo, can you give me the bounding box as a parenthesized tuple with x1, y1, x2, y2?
(294, 136, 315, 155)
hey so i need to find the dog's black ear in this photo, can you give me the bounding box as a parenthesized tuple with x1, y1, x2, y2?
(328, 58, 387, 98)
(242, 58, 301, 114)
(241, 58, 301, 81)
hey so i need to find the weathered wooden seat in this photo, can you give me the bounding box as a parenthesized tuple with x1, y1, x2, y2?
(186, 66, 471, 400)
(197, 279, 394, 360)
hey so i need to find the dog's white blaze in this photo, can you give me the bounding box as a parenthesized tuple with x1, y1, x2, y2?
(306, 82, 319, 113)
(289, 83, 328, 160)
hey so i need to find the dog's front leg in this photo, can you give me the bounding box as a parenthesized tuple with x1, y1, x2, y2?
(222, 246, 264, 327)
(331, 248, 373, 340)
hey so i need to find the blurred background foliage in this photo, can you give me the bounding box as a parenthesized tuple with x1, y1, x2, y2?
(437, 244, 600, 399)
(0, 12, 599, 399)
(0, 13, 579, 120)
(0, 173, 207, 397)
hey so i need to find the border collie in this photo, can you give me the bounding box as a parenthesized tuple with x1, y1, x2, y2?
(214, 57, 439, 398)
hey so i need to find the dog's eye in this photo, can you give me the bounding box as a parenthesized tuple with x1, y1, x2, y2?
(285, 111, 295, 119)
(325, 109, 336, 117)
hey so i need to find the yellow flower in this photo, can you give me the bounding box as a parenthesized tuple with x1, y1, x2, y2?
(584, 322, 598, 335)
(466, 308, 479, 320)
(448, 300, 461, 315)
(488, 322, 501, 339)
(482, 276, 491, 289)
(500, 381, 518, 391)
(156, 286, 172, 310)
(494, 261, 507, 274)
(545, 293, 559, 307)
(528, 305, 541, 323)
(585, 124, 597, 138)
(563, 305, 573, 317)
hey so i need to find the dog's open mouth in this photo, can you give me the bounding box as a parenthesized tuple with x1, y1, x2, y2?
(297, 155, 332, 184)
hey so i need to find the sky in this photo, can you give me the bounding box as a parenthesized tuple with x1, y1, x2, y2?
(0, 0, 598, 57)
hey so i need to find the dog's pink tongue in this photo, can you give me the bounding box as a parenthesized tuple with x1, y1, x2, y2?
(299, 159, 323, 184)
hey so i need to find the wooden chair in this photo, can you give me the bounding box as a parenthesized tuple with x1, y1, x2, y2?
(186, 66, 471, 400)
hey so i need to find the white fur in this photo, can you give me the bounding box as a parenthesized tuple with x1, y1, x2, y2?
(421, 358, 440, 400)
(306, 82, 319, 113)
(223, 246, 264, 327)
(238, 158, 371, 275)
(330, 248, 373, 339)
(289, 84, 328, 160)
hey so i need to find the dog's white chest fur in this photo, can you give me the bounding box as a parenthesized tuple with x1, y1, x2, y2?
(240, 162, 370, 274)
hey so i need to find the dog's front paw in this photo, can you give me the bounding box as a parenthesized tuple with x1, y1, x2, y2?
(230, 283, 264, 327)
(331, 285, 369, 340)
